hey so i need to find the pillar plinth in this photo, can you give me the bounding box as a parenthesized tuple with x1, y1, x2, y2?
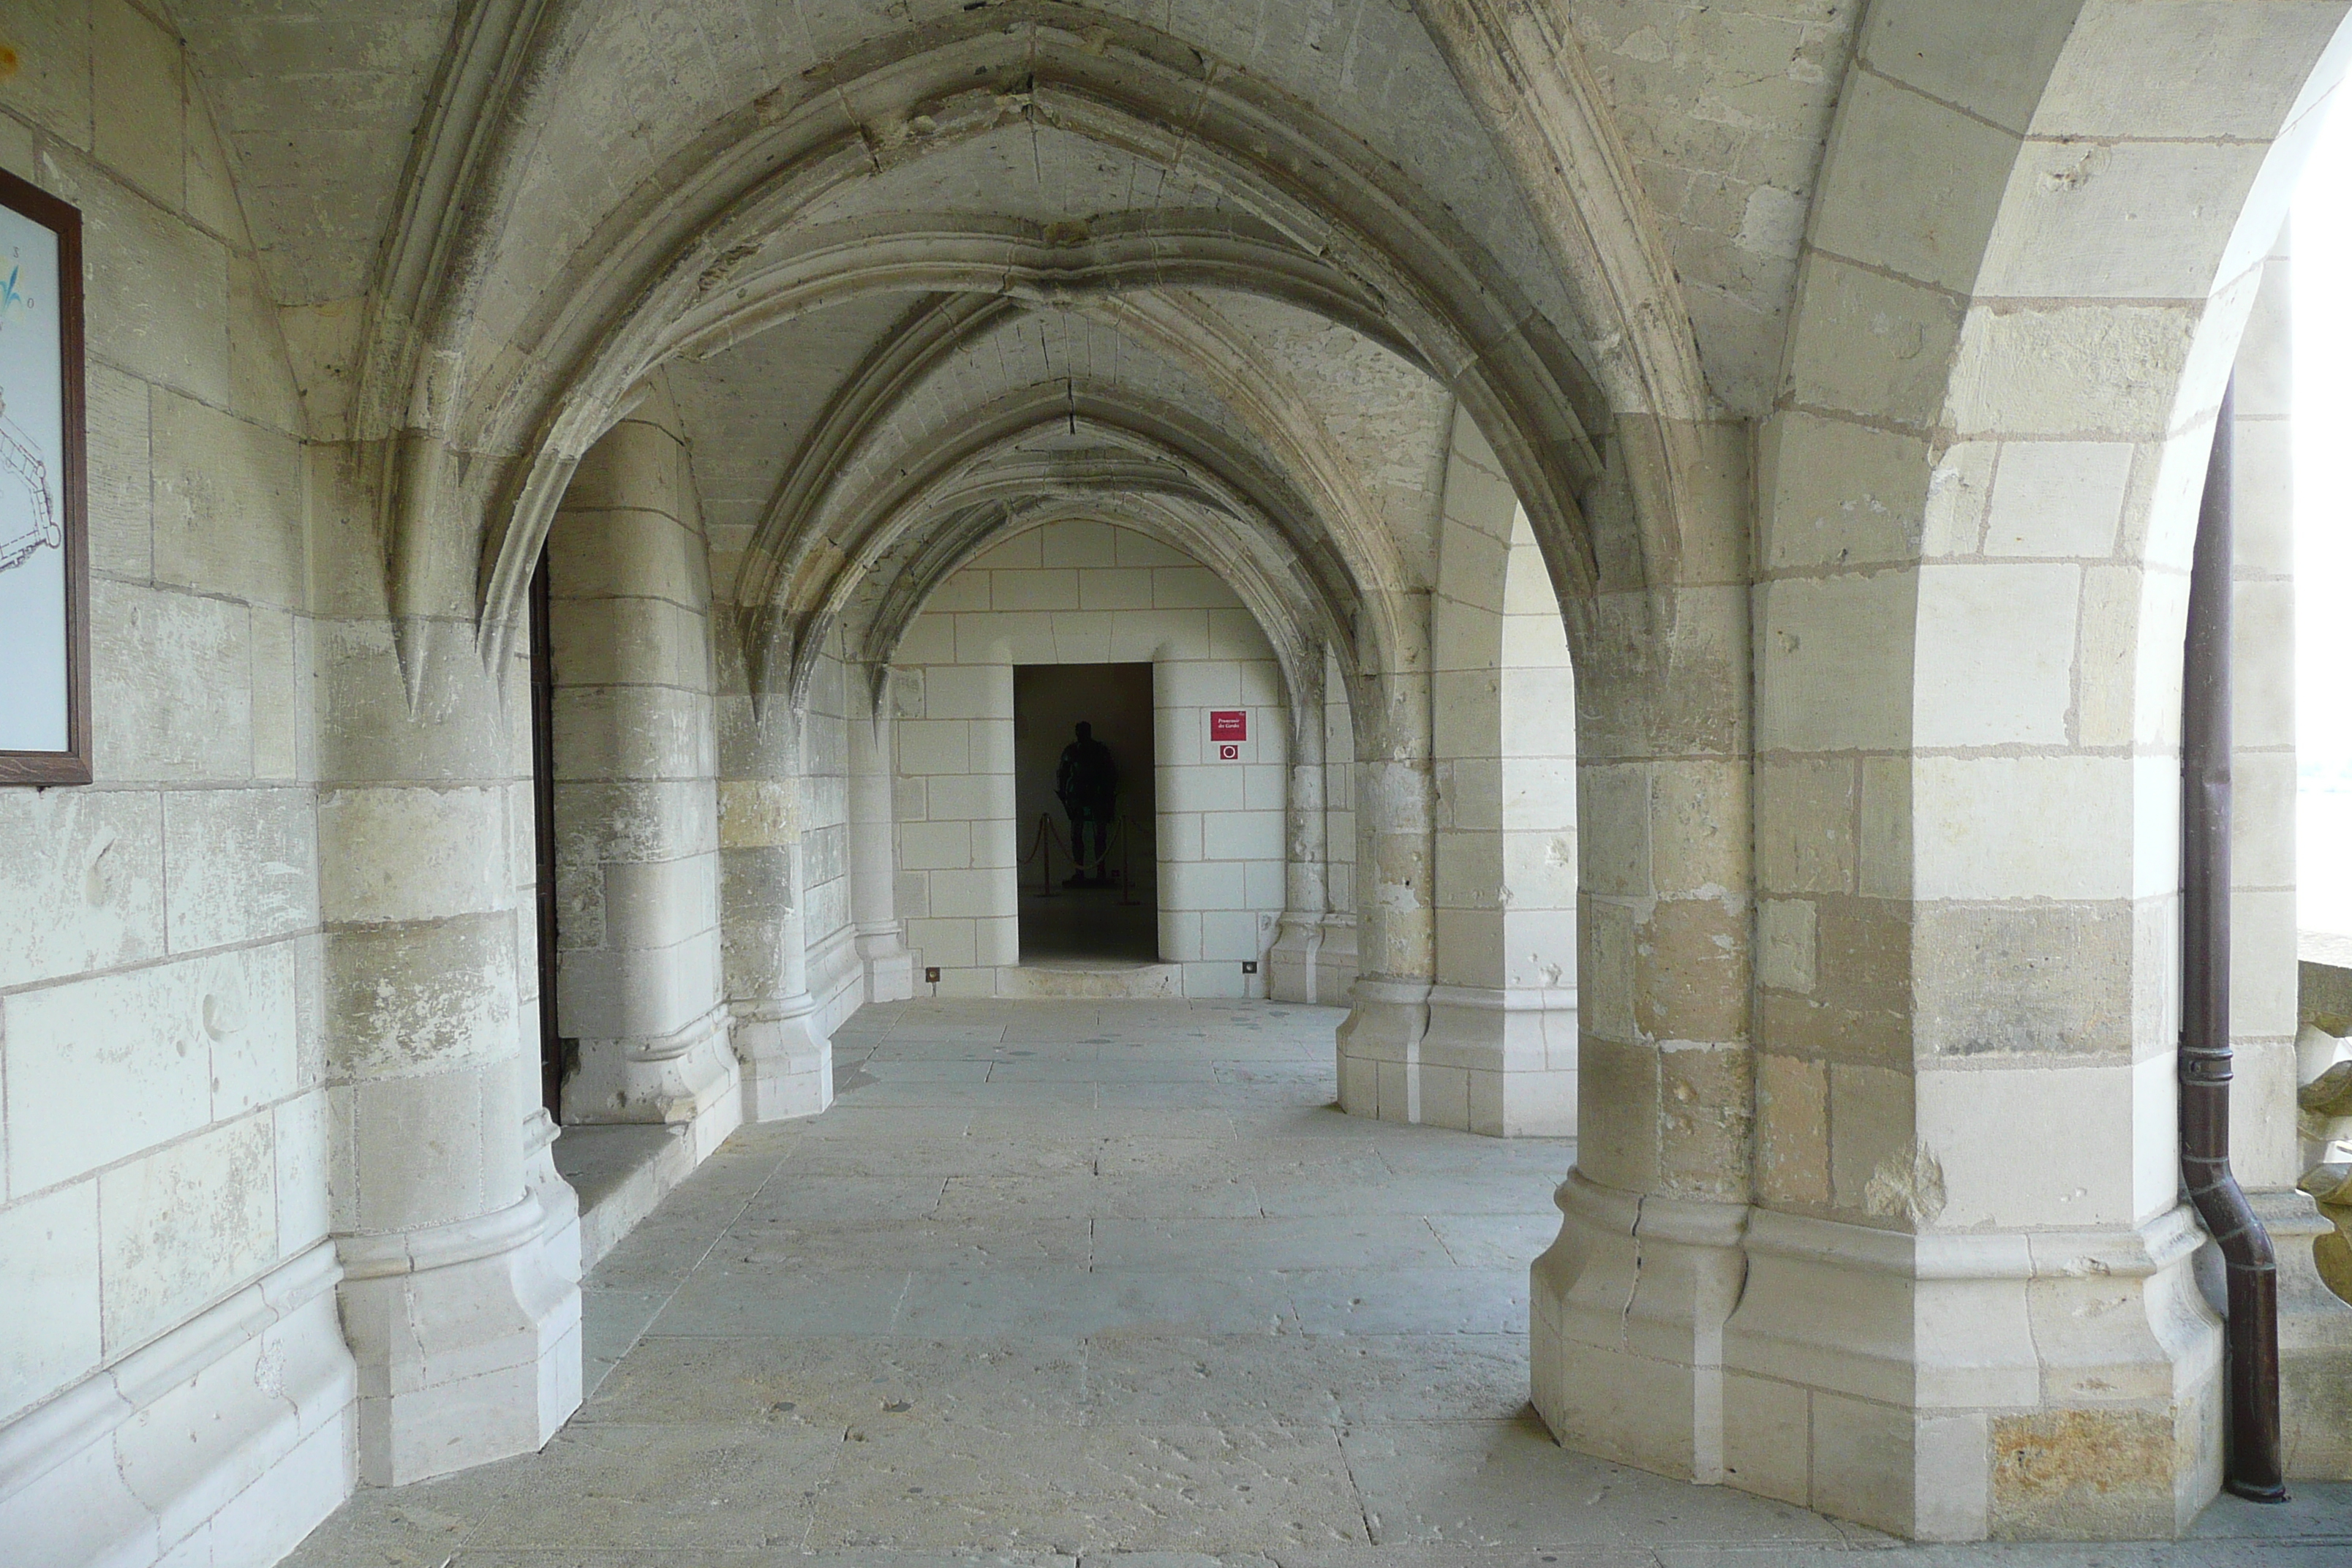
(336, 1192, 581, 1486)
(734, 989, 834, 1120)
(1422, 984, 1579, 1135)
(562, 1002, 743, 1159)
(1717, 1205, 2220, 1539)
(1335, 976, 1435, 1120)
(1531, 1172, 1748, 1482)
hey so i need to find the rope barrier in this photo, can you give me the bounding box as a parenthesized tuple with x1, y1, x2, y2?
(1018, 810, 1150, 904)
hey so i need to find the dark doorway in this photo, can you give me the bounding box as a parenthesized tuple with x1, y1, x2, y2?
(527, 546, 566, 1116)
(1014, 663, 1157, 963)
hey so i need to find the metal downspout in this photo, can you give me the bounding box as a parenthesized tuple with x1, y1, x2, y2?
(2180, 378, 2288, 1502)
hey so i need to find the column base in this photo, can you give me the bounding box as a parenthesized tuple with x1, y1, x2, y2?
(1531, 1169, 1748, 1483)
(1719, 1204, 2219, 1541)
(858, 922, 916, 1004)
(1269, 912, 1356, 1006)
(734, 992, 834, 1120)
(1335, 976, 1431, 1121)
(335, 1191, 582, 1488)
(1422, 984, 1578, 1136)
(560, 1002, 744, 1163)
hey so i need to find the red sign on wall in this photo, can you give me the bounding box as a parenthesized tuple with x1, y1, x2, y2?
(1210, 709, 1248, 742)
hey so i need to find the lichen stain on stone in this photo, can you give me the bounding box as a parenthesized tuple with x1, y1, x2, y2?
(1990, 1408, 2172, 1537)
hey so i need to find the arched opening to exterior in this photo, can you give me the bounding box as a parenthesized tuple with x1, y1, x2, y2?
(2291, 96, 2352, 951)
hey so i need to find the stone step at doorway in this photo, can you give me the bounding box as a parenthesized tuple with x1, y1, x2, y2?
(991, 958, 1188, 999)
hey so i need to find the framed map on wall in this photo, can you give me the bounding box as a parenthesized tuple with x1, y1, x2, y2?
(0, 167, 86, 785)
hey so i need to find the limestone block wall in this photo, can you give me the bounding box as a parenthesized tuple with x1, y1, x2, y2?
(892, 660, 1017, 987)
(890, 521, 1292, 998)
(1154, 633, 1289, 995)
(0, 14, 355, 1564)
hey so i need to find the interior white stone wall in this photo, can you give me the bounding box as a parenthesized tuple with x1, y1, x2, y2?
(0, 12, 355, 1562)
(891, 520, 1294, 998)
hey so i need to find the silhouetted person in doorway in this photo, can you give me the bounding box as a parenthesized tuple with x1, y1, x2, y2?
(1056, 720, 1118, 885)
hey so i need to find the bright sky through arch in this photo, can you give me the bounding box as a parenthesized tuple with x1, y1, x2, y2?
(2297, 94, 2352, 941)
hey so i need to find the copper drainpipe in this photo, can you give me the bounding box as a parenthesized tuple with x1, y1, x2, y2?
(2180, 379, 2287, 1502)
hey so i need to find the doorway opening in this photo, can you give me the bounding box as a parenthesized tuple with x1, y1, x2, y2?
(1014, 662, 1157, 964)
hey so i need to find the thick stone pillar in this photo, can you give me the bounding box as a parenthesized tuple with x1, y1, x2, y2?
(546, 407, 740, 1158)
(1530, 546, 1753, 1484)
(719, 703, 834, 1120)
(1269, 654, 1333, 1004)
(848, 666, 916, 1003)
(1336, 598, 1439, 1117)
(1714, 61, 2236, 1523)
(1317, 655, 1362, 1000)
(317, 613, 579, 1486)
(1424, 411, 1580, 1135)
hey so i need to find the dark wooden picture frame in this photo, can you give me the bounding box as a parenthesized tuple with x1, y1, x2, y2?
(0, 165, 88, 786)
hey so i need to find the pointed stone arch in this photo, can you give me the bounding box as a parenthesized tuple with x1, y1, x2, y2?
(346, 4, 1724, 685)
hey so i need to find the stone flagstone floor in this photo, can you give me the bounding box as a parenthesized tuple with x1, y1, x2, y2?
(285, 998, 2352, 1567)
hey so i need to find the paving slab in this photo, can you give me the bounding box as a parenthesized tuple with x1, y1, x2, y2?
(284, 998, 2352, 1568)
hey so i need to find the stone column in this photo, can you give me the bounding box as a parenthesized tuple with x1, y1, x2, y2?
(1422, 410, 1580, 1136)
(1529, 545, 1753, 1487)
(1316, 653, 1362, 1002)
(847, 664, 916, 1003)
(546, 407, 740, 1159)
(719, 701, 833, 1120)
(1269, 652, 1331, 1004)
(1335, 595, 1439, 1118)
(1712, 69, 2231, 1524)
(317, 608, 578, 1485)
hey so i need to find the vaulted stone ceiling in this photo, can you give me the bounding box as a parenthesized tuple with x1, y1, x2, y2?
(170, 1, 1861, 426)
(662, 283, 1454, 698)
(154, 0, 1867, 698)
